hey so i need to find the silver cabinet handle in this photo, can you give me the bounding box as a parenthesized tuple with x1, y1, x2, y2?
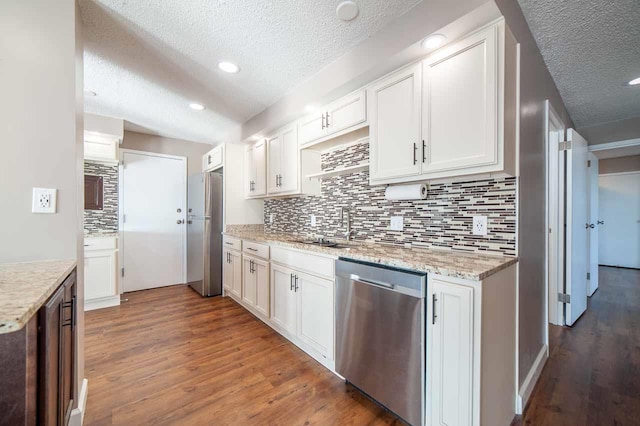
(290, 273, 294, 291)
(247, 247, 258, 252)
(322, 113, 326, 129)
(422, 140, 426, 163)
(326, 111, 330, 127)
(294, 275, 299, 292)
(225, 242, 234, 246)
(432, 294, 438, 324)
(413, 143, 418, 165)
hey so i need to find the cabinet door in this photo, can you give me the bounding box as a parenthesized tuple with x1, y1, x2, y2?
(422, 25, 498, 174)
(298, 111, 326, 146)
(270, 264, 297, 335)
(84, 250, 117, 301)
(267, 133, 281, 194)
(61, 272, 76, 425)
(296, 271, 334, 359)
(230, 250, 242, 298)
(368, 63, 422, 182)
(253, 140, 267, 196)
(428, 279, 473, 426)
(253, 258, 270, 317)
(39, 285, 65, 426)
(326, 89, 366, 136)
(223, 249, 234, 292)
(204, 145, 224, 172)
(244, 145, 255, 198)
(242, 256, 257, 306)
(279, 125, 299, 193)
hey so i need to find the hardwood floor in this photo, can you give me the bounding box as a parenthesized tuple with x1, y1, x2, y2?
(515, 266, 640, 425)
(84, 285, 404, 425)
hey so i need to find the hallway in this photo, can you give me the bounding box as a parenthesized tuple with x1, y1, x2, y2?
(517, 266, 640, 425)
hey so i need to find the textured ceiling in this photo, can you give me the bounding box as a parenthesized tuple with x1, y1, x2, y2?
(517, 0, 640, 128)
(80, 0, 421, 144)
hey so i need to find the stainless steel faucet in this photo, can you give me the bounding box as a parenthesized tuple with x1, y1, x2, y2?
(341, 207, 353, 241)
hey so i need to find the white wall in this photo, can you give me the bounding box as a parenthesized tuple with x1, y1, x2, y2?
(0, 0, 85, 406)
(85, 113, 124, 140)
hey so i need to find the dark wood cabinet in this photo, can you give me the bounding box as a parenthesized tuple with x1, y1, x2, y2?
(38, 270, 76, 426)
(84, 175, 103, 210)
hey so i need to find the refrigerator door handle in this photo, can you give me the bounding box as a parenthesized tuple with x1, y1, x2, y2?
(188, 215, 211, 220)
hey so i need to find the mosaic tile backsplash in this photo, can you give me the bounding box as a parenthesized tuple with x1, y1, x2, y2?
(264, 141, 517, 256)
(84, 161, 118, 234)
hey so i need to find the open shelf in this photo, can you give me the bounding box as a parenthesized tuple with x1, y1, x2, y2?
(306, 162, 369, 180)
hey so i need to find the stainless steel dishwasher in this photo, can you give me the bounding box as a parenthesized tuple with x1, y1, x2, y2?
(335, 258, 426, 426)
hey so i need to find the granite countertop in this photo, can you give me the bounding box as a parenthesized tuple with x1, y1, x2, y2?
(223, 231, 517, 281)
(0, 260, 77, 334)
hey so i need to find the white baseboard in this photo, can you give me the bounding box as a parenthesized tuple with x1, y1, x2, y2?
(516, 345, 548, 414)
(85, 295, 120, 311)
(69, 378, 88, 426)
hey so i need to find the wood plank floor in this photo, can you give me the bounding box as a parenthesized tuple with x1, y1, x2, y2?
(515, 266, 640, 425)
(84, 285, 404, 425)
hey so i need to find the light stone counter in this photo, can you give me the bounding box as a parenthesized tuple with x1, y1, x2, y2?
(0, 260, 77, 334)
(224, 231, 517, 281)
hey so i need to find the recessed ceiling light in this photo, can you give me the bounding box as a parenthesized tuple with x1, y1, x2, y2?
(84, 90, 97, 97)
(336, 1, 359, 21)
(305, 105, 318, 112)
(421, 34, 446, 49)
(218, 61, 240, 73)
(628, 77, 640, 86)
(189, 103, 205, 111)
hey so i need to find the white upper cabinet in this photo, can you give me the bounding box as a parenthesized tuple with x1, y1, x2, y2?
(297, 89, 366, 147)
(369, 20, 517, 185)
(244, 139, 267, 198)
(267, 124, 299, 195)
(368, 63, 422, 181)
(203, 144, 224, 172)
(422, 24, 498, 174)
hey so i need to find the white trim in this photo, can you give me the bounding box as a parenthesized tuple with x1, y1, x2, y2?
(588, 138, 640, 152)
(516, 345, 548, 414)
(598, 170, 640, 177)
(118, 149, 189, 291)
(68, 378, 88, 426)
(84, 295, 120, 311)
(545, 100, 565, 328)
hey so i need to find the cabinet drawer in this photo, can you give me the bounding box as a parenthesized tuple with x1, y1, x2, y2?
(223, 236, 242, 251)
(84, 236, 117, 251)
(243, 241, 270, 259)
(271, 246, 334, 280)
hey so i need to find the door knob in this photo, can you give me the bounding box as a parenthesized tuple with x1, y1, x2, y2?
(177, 208, 182, 213)
(177, 219, 183, 224)
(597, 220, 604, 225)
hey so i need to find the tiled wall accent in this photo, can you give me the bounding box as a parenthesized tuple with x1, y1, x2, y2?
(84, 161, 118, 234)
(264, 141, 517, 256)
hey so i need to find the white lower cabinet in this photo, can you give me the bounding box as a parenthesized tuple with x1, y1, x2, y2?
(270, 262, 334, 361)
(428, 279, 474, 426)
(242, 254, 269, 317)
(84, 236, 120, 311)
(223, 249, 242, 299)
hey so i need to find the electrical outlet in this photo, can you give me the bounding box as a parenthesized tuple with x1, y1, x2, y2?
(473, 216, 488, 236)
(310, 214, 317, 227)
(32, 188, 57, 214)
(390, 216, 404, 231)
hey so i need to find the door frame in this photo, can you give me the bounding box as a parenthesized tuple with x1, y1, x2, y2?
(545, 100, 566, 328)
(118, 149, 188, 293)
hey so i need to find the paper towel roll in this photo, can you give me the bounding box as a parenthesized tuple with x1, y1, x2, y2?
(384, 183, 428, 200)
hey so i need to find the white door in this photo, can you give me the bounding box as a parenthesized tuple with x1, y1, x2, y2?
(279, 126, 299, 193)
(368, 63, 422, 182)
(564, 129, 589, 326)
(253, 140, 267, 196)
(254, 258, 270, 317)
(422, 24, 498, 174)
(325, 89, 366, 136)
(587, 154, 600, 296)
(270, 264, 297, 335)
(242, 255, 257, 306)
(267, 134, 281, 194)
(599, 172, 640, 269)
(427, 279, 473, 426)
(296, 271, 333, 359)
(298, 111, 326, 146)
(121, 151, 186, 292)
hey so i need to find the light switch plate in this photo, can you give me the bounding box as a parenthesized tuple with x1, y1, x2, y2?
(473, 216, 488, 236)
(310, 214, 317, 227)
(32, 188, 57, 214)
(390, 216, 404, 231)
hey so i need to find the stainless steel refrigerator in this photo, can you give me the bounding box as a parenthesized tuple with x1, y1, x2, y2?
(187, 172, 223, 296)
